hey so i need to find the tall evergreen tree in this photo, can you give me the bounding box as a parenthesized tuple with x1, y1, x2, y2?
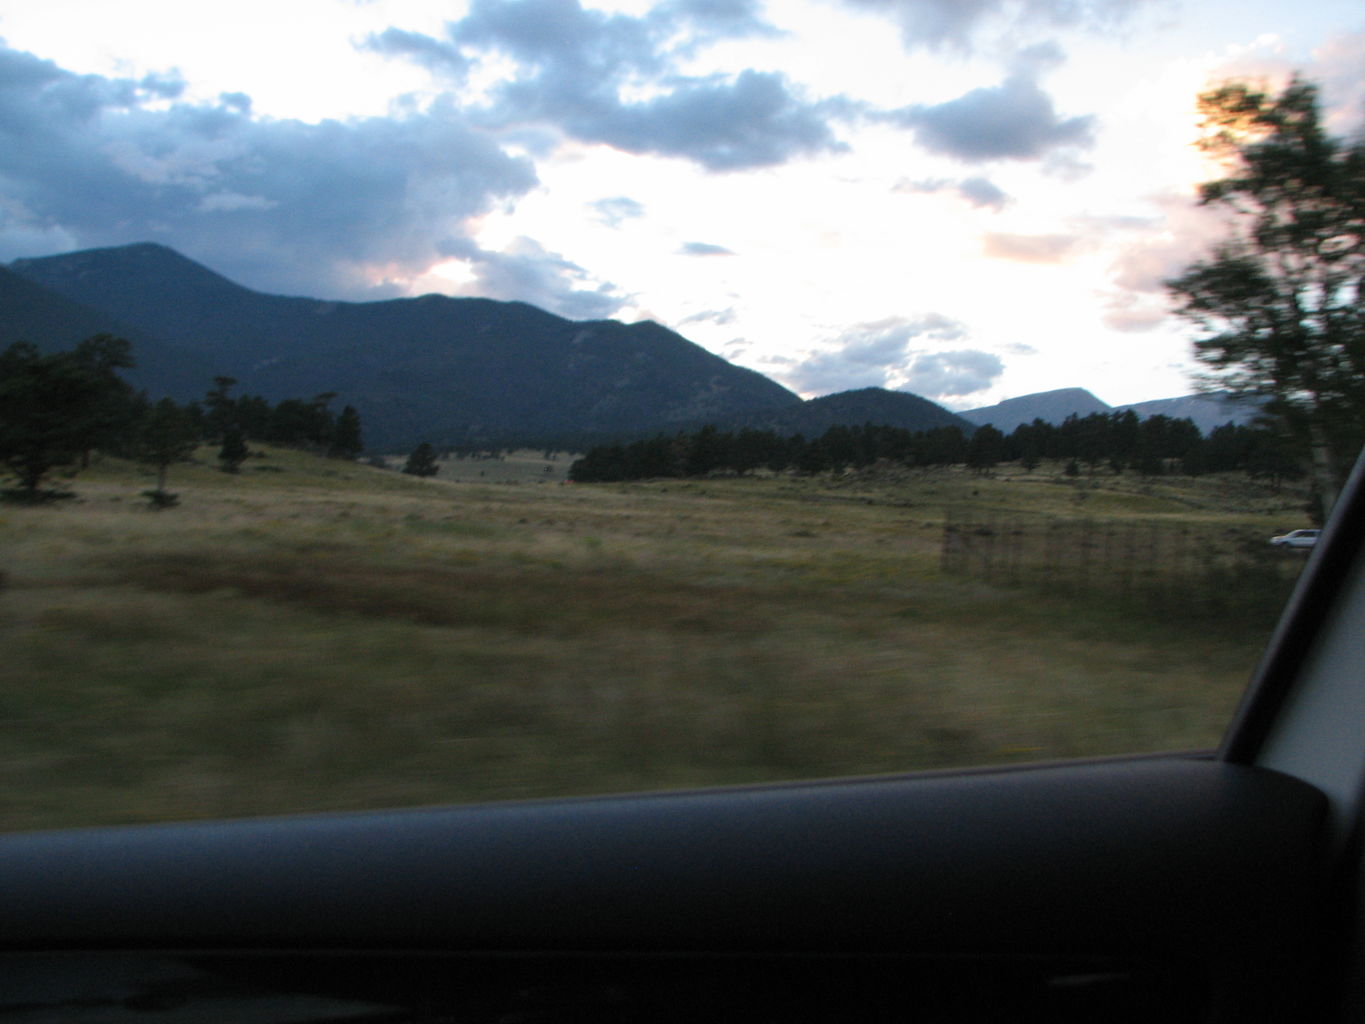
(0, 337, 134, 494)
(967, 424, 1005, 472)
(135, 398, 199, 502)
(204, 376, 238, 441)
(329, 405, 364, 459)
(218, 425, 249, 473)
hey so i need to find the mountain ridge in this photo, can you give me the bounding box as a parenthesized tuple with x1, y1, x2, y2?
(962, 386, 1263, 435)
(709, 386, 973, 436)
(6, 242, 1245, 451)
(8, 243, 805, 450)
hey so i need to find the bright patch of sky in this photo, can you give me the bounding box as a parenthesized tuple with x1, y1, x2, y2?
(0, 0, 1361, 409)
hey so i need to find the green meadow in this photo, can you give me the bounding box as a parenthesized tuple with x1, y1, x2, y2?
(0, 448, 1312, 831)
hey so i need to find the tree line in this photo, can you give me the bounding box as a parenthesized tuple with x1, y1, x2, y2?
(567, 412, 1300, 484)
(0, 336, 363, 502)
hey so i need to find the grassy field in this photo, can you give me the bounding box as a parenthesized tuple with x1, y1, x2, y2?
(0, 448, 1313, 831)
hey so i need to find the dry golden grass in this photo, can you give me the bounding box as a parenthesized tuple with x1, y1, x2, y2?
(0, 448, 1308, 831)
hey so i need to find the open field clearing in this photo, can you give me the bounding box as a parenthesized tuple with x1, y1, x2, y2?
(0, 448, 1312, 830)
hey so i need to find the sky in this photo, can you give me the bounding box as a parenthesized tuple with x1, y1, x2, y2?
(0, 0, 1361, 410)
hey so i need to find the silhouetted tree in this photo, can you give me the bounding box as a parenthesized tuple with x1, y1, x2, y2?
(403, 442, 440, 477)
(203, 376, 238, 441)
(218, 425, 249, 473)
(1167, 77, 1365, 516)
(329, 405, 363, 459)
(0, 336, 134, 494)
(135, 397, 199, 503)
(967, 424, 1005, 472)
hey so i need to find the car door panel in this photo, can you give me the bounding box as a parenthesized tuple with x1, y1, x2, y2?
(0, 757, 1331, 1021)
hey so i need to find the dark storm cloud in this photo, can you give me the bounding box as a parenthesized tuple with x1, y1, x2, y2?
(678, 242, 734, 255)
(0, 45, 538, 299)
(886, 73, 1093, 161)
(836, 0, 1148, 51)
(372, 0, 846, 171)
(897, 176, 1009, 209)
(589, 196, 646, 227)
(441, 236, 628, 321)
(785, 314, 979, 395)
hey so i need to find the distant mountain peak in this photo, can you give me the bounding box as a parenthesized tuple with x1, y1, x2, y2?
(960, 388, 1110, 432)
(712, 386, 972, 436)
(12, 241, 249, 299)
(959, 386, 1264, 435)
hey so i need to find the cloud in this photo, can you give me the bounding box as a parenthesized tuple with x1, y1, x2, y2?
(448, 0, 776, 69)
(680, 307, 738, 325)
(441, 236, 629, 321)
(887, 72, 1093, 161)
(982, 232, 1077, 263)
(1099, 191, 1233, 332)
(372, 0, 846, 171)
(782, 314, 980, 395)
(679, 241, 734, 256)
(1101, 291, 1170, 333)
(573, 69, 846, 171)
(652, 0, 782, 52)
(901, 349, 1004, 397)
(0, 44, 538, 299)
(1009, 40, 1067, 76)
(196, 191, 278, 213)
(838, 0, 1003, 52)
(721, 336, 750, 359)
(137, 71, 188, 102)
(835, 0, 1148, 52)
(589, 196, 645, 227)
(956, 177, 1009, 208)
(362, 27, 472, 79)
(452, 0, 662, 75)
(1309, 30, 1365, 135)
(897, 176, 1009, 209)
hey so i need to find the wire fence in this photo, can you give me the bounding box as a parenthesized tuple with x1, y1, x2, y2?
(940, 510, 1305, 623)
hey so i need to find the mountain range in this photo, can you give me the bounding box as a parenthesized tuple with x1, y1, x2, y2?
(961, 388, 1262, 436)
(3, 243, 980, 450)
(6, 244, 810, 450)
(2, 242, 1250, 451)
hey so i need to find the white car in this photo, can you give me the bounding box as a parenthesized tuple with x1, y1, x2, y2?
(1271, 529, 1320, 548)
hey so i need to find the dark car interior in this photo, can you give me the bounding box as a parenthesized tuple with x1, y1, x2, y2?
(3, 450, 1364, 1022)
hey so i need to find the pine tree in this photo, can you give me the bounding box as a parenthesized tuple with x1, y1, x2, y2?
(0, 336, 135, 495)
(329, 405, 363, 459)
(219, 426, 249, 473)
(402, 442, 440, 477)
(135, 397, 199, 505)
